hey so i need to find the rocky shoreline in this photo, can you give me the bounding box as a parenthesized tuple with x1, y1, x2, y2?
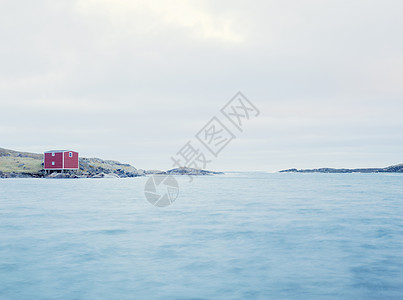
(279, 164, 403, 173)
(0, 147, 223, 179)
(0, 168, 223, 179)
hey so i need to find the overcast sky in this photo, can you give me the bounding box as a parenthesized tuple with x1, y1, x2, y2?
(1, 0, 402, 171)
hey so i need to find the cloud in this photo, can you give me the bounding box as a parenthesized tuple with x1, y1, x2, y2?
(75, 0, 244, 43)
(0, 0, 402, 171)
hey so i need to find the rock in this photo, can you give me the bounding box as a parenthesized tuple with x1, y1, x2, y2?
(279, 168, 298, 173)
(103, 173, 120, 178)
(79, 157, 140, 176)
(46, 173, 69, 178)
(279, 164, 403, 173)
(136, 169, 146, 176)
(89, 172, 119, 178)
(90, 173, 106, 178)
(2, 172, 34, 178)
(146, 170, 166, 175)
(166, 167, 224, 176)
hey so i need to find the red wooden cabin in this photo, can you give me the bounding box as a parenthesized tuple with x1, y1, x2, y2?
(44, 150, 79, 172)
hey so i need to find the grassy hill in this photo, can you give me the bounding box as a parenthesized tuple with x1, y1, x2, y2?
(0, 148, 43, 173)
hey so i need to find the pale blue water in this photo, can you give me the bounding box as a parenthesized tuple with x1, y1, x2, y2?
(0, 173, 402, 299)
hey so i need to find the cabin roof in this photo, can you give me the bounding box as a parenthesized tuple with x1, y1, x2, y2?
(44, 150, 76, 153)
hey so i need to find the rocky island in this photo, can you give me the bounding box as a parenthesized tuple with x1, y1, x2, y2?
(279, 164, 403, 173)
(0, 148, 223, 178)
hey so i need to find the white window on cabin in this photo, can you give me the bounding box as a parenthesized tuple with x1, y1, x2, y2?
(69, 152, 73, 157)
(52, 162, 55, 166)
(52, 153, 55, 156)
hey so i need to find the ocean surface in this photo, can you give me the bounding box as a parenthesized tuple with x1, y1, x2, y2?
(0, 173, 402, 299)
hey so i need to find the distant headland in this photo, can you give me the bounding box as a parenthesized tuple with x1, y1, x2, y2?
(0, 148, 223, 178)
(279, 164, 403, 173)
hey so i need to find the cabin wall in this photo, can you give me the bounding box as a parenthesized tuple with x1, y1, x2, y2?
(63, 151, 79, 169)
(44, 152, 63, 169)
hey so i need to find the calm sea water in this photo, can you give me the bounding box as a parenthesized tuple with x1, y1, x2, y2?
(0, 173, 402, 299)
